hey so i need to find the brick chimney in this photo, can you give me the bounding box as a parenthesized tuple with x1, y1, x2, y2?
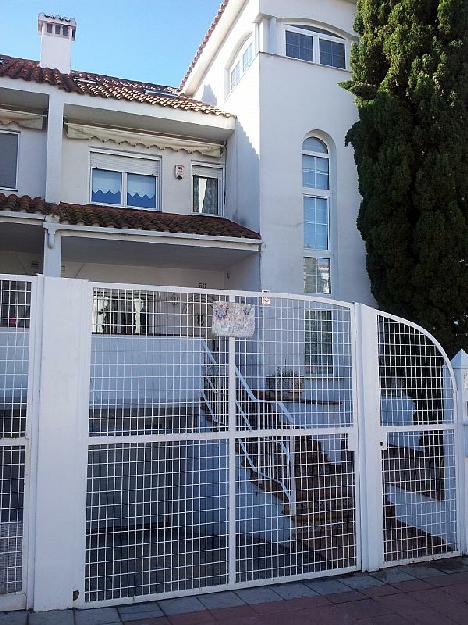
(38, 13, 76, 74)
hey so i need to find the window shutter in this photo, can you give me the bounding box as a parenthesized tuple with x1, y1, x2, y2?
(90, 152, 160, 176)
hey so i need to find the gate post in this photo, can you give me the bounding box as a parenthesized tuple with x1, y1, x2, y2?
(32, 277, 91, 611)
(451, 350, 468, 554)
(355, 304, 384, 571)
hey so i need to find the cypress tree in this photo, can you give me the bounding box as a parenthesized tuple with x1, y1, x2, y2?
(343, 0, 468, 357)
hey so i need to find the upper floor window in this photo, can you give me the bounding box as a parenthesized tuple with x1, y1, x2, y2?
(285, 24, 346, 69)
(90, 152, 160, 210)
(0, 131, 19, 190)
(192, 165, 223, 216)
(229, 38, 254, 93)
(303, 136, 332, 295)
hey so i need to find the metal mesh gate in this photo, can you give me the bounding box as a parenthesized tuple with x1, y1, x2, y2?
(0, 278, 34, 609)
(378, 314, 458, 564)
(85, 287, 358, 603)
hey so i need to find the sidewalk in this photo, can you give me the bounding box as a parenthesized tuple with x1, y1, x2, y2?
(3, 557, 468, 625)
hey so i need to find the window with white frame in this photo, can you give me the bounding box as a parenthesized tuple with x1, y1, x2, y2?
(305, 309, 334, 376)
(192, 165, 223, 216)
(229, 37, 254, 93)
(90, 152, 160, 210)
(0, 131, 19, 190)
(285, 24, 346, 69)
(303, 136, 331, 294)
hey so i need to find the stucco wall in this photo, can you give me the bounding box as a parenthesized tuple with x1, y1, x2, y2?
(193, 0, 373, 304)
(63, 261, 227, 289)
(60, 135, 224, 215)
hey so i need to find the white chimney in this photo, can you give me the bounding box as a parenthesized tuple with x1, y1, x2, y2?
(38, 13, 76, 74)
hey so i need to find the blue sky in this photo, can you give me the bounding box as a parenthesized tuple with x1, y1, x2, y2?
(0, 0, 222, 86)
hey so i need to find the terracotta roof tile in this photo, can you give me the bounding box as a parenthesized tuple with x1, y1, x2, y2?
(180, 0, 230, 90)
(0, 54, 231, 117)
(0, 193, 260, 240)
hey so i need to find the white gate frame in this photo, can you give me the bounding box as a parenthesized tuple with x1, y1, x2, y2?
(356, 304, 462, 570)
(0, 275, 463, 612)
(0, 274, 41, 612)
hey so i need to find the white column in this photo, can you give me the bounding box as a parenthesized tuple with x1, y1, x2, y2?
(355, 304, 384, 571)
(268, 16, 278, 54)
(45, 94, 64, 203)
(33, 277, 91, 611)
(42, 223, 62, 277)
(451, 350, 468, 554)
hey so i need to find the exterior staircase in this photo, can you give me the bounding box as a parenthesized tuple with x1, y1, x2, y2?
(201, 347, 356, 569)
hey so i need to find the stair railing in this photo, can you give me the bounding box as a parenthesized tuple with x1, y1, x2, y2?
(201, 342, 296, 516)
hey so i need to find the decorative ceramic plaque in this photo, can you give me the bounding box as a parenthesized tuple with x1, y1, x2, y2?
(212, 302, 256, 338)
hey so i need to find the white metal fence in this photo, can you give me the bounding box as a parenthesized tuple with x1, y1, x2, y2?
(0, 277, 36, 612)
(0, 275, 463, 612)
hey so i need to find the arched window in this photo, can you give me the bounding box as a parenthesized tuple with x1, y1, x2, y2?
(302, 136, 331, 294)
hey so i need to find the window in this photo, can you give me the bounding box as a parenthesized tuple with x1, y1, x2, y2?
(229, 38, 254, 93)
(90, 152, 160, 210)
(192, 165, 223, 216)
(305, 310, 333, 376)
(0, 132, 19, 190)
(303, 136, 332, 294)
(285, 24, 346, 69)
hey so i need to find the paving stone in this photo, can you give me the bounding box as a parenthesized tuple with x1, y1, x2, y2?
(158, 597, 205, 616)
(0, 612, 28, 625)
(75, 607, 121, 625)
(391, 579, 433, 593)
(30, 610, 75, 625)
(362, 584, 400, 598)
(304, 578, 351, 595)
(125, 619, 170, 625)
(372, 568, 415, 583)
(327, 590, 366, 604)
(342, 574, 384, 590)
(430, 559, 465, 574)
(118, 603, 164, 620)
(407, 565, 447, 579)
(235, 587, 282, 605)
(208, 605, 255, 621)
(268, 583, 318, 599)
(198, 591, 244, 609)
(166, 612, 215, 625)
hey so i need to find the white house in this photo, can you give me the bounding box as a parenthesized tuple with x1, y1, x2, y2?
(0, 1, 372, 305)
(0, 5, 465, 614)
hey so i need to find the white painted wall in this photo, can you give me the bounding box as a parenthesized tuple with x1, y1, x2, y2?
(63, 261, 227, 289)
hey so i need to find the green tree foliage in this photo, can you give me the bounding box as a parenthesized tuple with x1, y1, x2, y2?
(343, 0, 468, 356)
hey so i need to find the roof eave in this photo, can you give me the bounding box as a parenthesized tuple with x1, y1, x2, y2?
(181, 0, 251, 96)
